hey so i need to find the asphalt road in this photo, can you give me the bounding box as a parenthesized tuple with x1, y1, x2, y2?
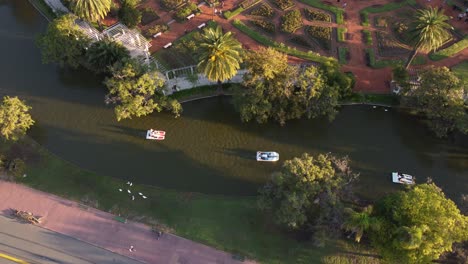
(0, 216, 144, 264)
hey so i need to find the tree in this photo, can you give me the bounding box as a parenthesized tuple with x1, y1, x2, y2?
(392, 65, 409, 88)
(197, 26, 243, 93)
(401, 66, 468, 137)
(0, 96, 35, 141)
(37, 14, 91, 69)
(234, 48, 341, 125)
(258, 153, 358, 239)
(369, 183, 468, 264)
(406, 7, 453, 68)
(70, 0, 111, 24)
(104, 59, 182, 121)
(118, 2, 141, 28)
(86, 38, 130, 73)
(342, 206, 377, 243)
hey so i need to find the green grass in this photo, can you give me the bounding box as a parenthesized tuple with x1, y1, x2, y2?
(452, 61, 468, 87)
(28, 0, 57, 21)
(224, 6, 245, 19)
(429, 36, 468, 61)
(232, 20, 335, 64)
(344, 93, 399, 106)
(297, 0, 344, 24)
(0, 137, 348, 263)
(362, 30, 372, 45)
(359, 0, 416, 26)
(337, 27, 347, 42)
(338, 47, 348, 64)
(168, 84, 240, 101)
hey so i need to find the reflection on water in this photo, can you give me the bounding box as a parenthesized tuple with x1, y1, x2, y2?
(0, 1, 467, 198)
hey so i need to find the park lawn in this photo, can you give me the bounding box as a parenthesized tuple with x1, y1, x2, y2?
(2, 137, 341, 263)
(452, 61, 468, 81)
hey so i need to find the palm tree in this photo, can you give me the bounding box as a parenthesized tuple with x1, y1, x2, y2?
(86, 38, 130, 72)
(70, 0, 111, 26)
(342, 206, 376, 243)
(197, 26, 243, 93)
(405, 7, 453, 68)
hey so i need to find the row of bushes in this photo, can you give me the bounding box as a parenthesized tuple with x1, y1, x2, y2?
(297, 0, 344, 24)
(143, 24, 169, 38)
(362, 30, 372, 45)
(306, 25, 331, 50)
(337, 27, 346, 42)
(232, 19, 334, 63)
(280, 10, 303, 33)
(303, 8, 331, 22)
(338, 47, 348, 64)
(251, 19, 276, 33)
(250, 4, 275, 17)
(275, 0, 295, 10)
(224, 6, 245, 19)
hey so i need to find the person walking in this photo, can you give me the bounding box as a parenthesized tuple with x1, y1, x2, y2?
(129, 245, 135, 252)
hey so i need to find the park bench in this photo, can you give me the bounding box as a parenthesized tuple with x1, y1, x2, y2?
(197, 23, 206, 29)
(153, 32, 162, 38)
(164, 43, 172, 49)
(114, 216, 127, 223)
(187, 14, 195, 20)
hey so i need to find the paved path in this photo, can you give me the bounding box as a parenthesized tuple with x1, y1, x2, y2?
(0, 215, 143, 264)
(0, 181, 254, 264)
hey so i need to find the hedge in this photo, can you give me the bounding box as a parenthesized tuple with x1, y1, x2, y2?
(297, 0, 344, 24)
(429, 36, 468, 61)
(232, 20, 335, 64)
(362, 30, 372, 45)
(224, 6, 245, 19)
(337, 27, 346, 42)
(338, 47, 348, 64)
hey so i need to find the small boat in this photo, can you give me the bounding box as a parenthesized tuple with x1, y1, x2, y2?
(257, 151, 279, 162)
(392, 172, 415, 185)
(146, 129, 166, 140)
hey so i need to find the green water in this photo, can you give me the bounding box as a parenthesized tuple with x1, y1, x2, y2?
(1, 1, 467, 198)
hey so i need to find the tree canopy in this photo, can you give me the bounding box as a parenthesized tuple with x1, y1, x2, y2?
(86, 37, 130, 73)
(70, 0, 111, 23)
(104, 59, 182, 121)
(406, 7, 453, 68)
(197, 26, 243, 91)
(369, 183, 468, 264)
(258, 153, 358, 243)
(0, 96, 35, 141)
(37, 14, 91, 69)
(401, 66, 468, 137)
(234, 48, 341, 125)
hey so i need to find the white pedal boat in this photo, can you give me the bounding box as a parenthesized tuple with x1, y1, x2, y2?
(146, 129, 166, 140)
(392, 172, 415, 185)
(257, 151, 279, 162)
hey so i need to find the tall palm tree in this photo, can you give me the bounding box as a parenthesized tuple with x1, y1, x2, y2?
(342, 206, 376, 243)
(86, 38, 130, 72)
(405, 7, 453, 68)
(197, 26, 243, 93)
(70, 0, 111, 25)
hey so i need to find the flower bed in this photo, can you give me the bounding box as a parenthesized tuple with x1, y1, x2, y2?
(160, 0, 185, 10)
(174, 3, 199, 22)
(140, 8, 159, 26)
(280, 9, 303, 33)
(250, 3, 275, 17)
(375, 31, 410, 57)
(251, 19, 275, 34)
(275, 0, 295, 11)
(306, 25, 331, 50)
(303, 8, 331, 22)
(290, 35, 311, 47)
(144, 24, 169, 38)
(297, 0, 344, 24)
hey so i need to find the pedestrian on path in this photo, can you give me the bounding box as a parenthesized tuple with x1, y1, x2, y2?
(129, 245, 135, 252)
(342, 2, 347, 8)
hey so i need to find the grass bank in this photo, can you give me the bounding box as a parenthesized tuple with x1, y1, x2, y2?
(1, 137, 344, 263)
(429, 36, 468, 61)
(359, 0, 416, 26)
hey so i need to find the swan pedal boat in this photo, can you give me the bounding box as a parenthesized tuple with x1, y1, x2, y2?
(257, 151, 279, 162)
(146, 129, 166, 140)
(392, 172, 415, 185)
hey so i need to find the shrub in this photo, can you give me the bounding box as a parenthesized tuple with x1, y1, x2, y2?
(362, 29, 372, 45)
(290, 35, 311, 47)
(175, 3, 198, 21)
(239, 0, 261, 9)
(7, 158, 26, 178)
(161, 0, 184, 10)
(119, 3, 142, 28)
(303, 8, 331, 22)
(251, 19, 275, 34)
(144, 24, 169, 38)
(250, 4, 274, 17)
(374, 16, 388, 28)
(280, 10, 302, 33)
(140, 8, 159, 25)
(224, 6, 245, 19)
(306, 25, 331, 50)
(337, 27, 346, 42)
(275, 0, 294, 10)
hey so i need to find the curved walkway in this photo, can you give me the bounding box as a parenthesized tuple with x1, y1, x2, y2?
(0, 181, 255, 264)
